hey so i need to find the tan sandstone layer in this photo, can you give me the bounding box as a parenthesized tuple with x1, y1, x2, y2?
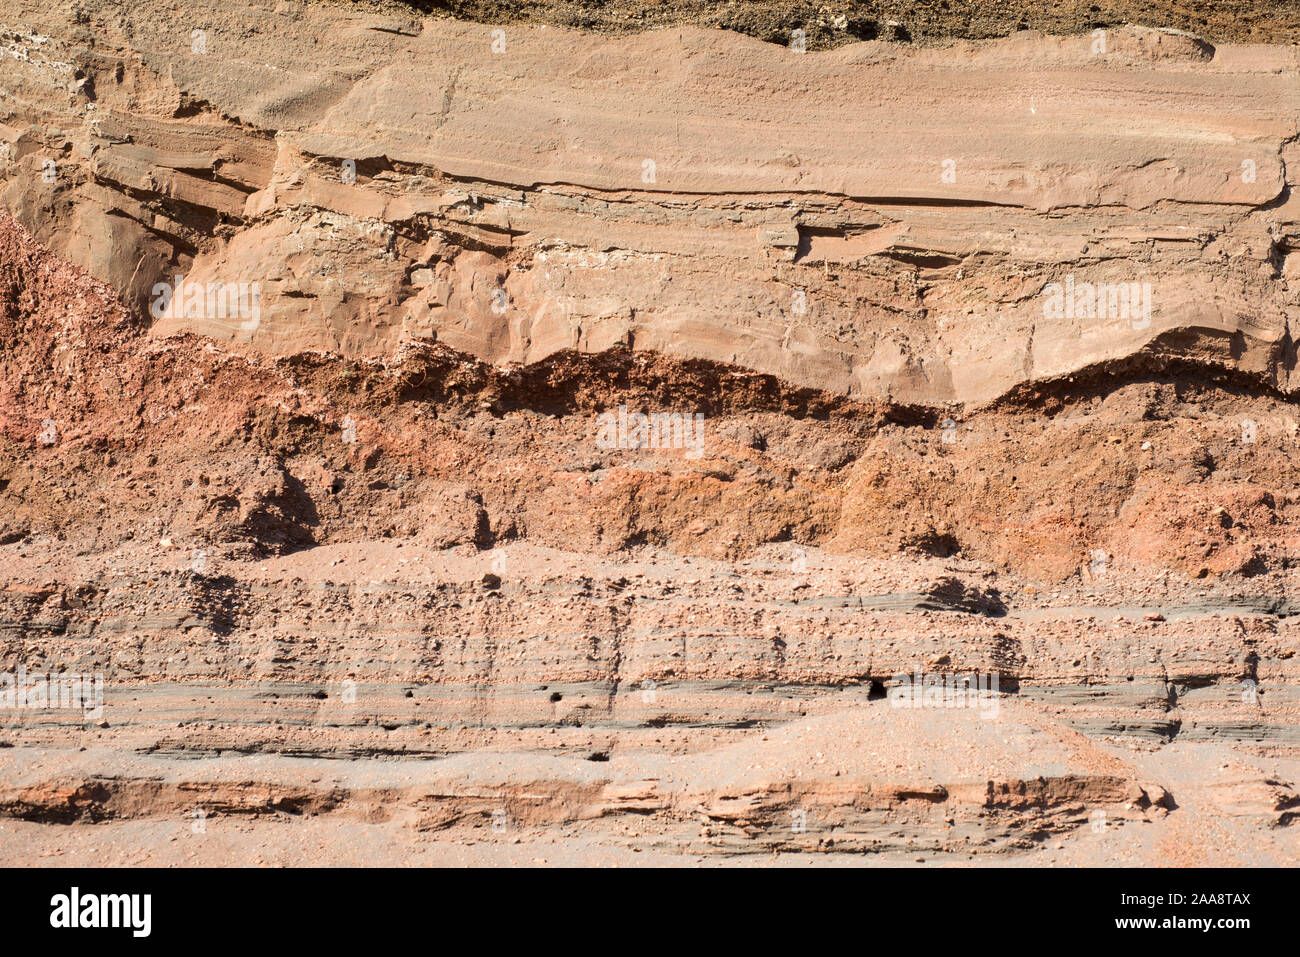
(2, 3, 1299, 403)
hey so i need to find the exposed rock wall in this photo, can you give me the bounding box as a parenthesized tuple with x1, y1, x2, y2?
(2, 3, 1298, 402)
(0, 1, 1297, 865)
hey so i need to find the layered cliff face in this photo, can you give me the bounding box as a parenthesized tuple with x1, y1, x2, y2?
(0, 0, 1297, 866)
(3, 2, 1299, 402)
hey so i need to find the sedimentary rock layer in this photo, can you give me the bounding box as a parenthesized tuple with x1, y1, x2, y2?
(2, 2, 1298, 402)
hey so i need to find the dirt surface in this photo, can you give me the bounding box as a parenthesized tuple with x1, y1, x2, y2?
(321, 0, 1300, 48)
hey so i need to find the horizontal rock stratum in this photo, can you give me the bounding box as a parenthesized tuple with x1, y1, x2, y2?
(2, 2, 1298, 403)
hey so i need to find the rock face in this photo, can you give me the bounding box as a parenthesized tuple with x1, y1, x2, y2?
(2, 2, 1299, 403)
(0, 1, 1297, 866)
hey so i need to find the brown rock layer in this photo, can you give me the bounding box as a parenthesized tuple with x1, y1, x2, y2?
(1, 3, 1298, 401)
